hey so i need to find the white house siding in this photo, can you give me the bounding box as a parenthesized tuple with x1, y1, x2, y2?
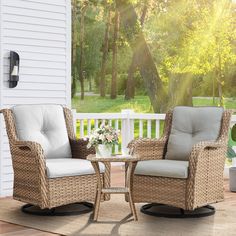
(0, 0, 71, 196)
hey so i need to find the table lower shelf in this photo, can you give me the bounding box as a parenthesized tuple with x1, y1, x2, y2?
(101, 187, 129, 194)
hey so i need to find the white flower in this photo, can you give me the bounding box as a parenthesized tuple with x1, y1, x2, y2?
(99, 134, 105, 141)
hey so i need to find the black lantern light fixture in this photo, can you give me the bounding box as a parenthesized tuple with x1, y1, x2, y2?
(9, 51, 20, 88)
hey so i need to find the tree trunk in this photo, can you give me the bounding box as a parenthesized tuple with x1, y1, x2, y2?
(79, 3, 86, 100)
(218, 81, 223, 106)
(117, 0, 167, 112)
(125, 55, 137, 99)
(217, 52, 224, 106)
(125, 5, 148, 100)
(111, 10, 119, 99)
(212, 73, 216, 105)
(100, 9, 111, 97)
(215, 36, 224, 106)
(168, 73, 193, 108)
(88, 76, 92, 92)
(71, 0, 78, 98)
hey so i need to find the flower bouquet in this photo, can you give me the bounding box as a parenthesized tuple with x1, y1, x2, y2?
(87, 124, 119, 157)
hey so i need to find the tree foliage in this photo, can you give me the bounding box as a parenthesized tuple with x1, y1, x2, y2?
(72, 0, 236, 111)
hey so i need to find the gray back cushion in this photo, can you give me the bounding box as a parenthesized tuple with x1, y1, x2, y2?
(165, 106, 223, 161)
(12, 104, 72, 159)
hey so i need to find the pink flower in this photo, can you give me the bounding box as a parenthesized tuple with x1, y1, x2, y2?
(106, 134, 113, 142)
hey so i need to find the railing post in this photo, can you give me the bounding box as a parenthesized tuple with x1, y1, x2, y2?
(121, 109, 134, 155)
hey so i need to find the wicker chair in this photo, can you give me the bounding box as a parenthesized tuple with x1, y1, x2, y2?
(0, 105, 110, 215)
(128, 107, 233, 217)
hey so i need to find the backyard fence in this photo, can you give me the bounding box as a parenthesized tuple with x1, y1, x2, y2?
(73, 109, 236, 155)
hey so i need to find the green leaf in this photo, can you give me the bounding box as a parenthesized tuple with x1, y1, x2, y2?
(232, 124, 236, 142)
(227, 146, 236, 159)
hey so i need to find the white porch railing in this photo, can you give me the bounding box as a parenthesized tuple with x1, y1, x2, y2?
(73, 109, 236, 155)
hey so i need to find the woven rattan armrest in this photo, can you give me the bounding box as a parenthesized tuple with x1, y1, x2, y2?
(70, 138, 95, 159)
(196, 141, 224, 150)
(188, 140, 226, 175)
(10, 140, 47, 173)
(186, 140, 227, 209)
(12, 140, 44, 156)
(189, 140, 225, 161)
(9, 139, 49, 208)
(189, 140, 226, 168)
(127, 138, 167, 160)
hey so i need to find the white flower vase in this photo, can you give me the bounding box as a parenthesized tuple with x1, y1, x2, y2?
(96, 144, 112, 158)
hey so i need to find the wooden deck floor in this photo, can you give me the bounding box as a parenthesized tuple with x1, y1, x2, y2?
(0, 166, 234, 236)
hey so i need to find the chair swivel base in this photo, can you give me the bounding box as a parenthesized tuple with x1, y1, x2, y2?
(140, 203, 215, 218)
(21, 202, 93, 216)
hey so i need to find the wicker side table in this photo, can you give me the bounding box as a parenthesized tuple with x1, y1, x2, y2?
(87, 154, 139, 221)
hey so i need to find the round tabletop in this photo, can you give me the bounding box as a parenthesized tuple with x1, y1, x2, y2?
(87, 154, 139, 162)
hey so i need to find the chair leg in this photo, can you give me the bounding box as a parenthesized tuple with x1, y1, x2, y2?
(93, 190, 102, 221)
(140, 203, 215, 218)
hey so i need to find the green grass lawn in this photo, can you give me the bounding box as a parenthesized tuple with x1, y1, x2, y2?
(193, 97, 236, 109)
(72, 95, 153, 113)
(72, 95, 236, 113)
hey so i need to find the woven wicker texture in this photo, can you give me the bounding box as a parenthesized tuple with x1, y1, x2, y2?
(0, 107, 110, 209)
(128, 109, 233, 211)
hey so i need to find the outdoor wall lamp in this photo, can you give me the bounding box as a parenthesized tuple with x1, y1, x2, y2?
(9, 51, 20, 88)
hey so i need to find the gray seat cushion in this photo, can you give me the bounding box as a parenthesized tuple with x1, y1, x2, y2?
(46, 158, 105, 178)
(135, 160, 189, 179)
(166, 106, 223, 161)
(12, 104, 72, 159)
